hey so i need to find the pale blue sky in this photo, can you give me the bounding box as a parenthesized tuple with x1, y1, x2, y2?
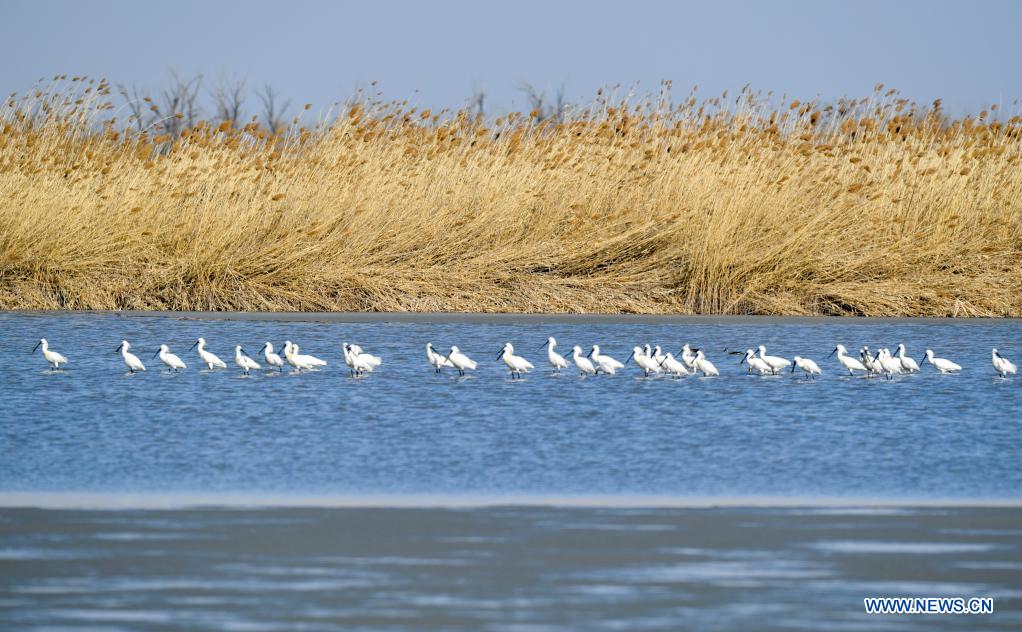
(3, 0, 1020, 116)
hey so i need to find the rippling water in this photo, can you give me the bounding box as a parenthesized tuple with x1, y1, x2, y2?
(3, 312, 1021, 630)
(1, 312, 1020, 498)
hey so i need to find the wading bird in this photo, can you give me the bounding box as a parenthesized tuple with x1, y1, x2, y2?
(693, 350, 719, 377)
(894, 343, 920, 373)
(626, 346, 662, 377)
(875, 348, 904, 380)
(541, 337, 569, 372)
(792, 356, 822, 380)
(828, 344, 867, 376)
(444, 346, 478, 377)
(153, 344, 186, 372)
(234, 346, 260, 375)
(347, 344, 382, 370)
(571, 345, 597, 376)
(758, 345, 791, 375)
(924, 349, 962, 373)
(992, 349, 1017, 377)
(427, 342, 454, 373)
(293, 343, 327, 367)
(343, 343, 375, 377)
(115, 340, 145, 373)
(739, 349, 772, 375)
(588, 345, 624, 375)
(497, 342, 533, 378)
(680, 344, 699, 369)
(31, 339, 68, 371)
(260, 342, 285, 372)
(189, 338, 226, 370)
(659, 352, 691, 377)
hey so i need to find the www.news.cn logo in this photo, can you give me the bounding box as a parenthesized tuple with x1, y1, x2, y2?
(864, 597, 994, 615)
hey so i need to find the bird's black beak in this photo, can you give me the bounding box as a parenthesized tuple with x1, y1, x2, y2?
(739, 355, 746, 365)
(189, 341, 199, 351)
(114, 343, 122, 353)
(151, 350, 161, 359)
(32, 341, 41, 354)
(874, 352, 881, 361)
(827, 347, 837, 357)
(586, 349, 593, 358)
(496, 348, 504, 361)
(539, 340, 549, 350)
(790, 364, 795, 373)
(625, 351, 634, 365)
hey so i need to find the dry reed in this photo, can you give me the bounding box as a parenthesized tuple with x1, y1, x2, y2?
(1, 78, 1021, 315)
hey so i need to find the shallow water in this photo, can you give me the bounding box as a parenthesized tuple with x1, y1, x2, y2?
(1, 506, 1020, 631)
(3, 313, 1021, 630)
(1, 310, 1021, 497)
(1, 312, 1021, 498)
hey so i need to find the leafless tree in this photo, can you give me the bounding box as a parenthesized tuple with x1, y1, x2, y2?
(117, 70, 202, 138)
(257, 84, 291, 133)
(517, 81, 567, 123)
(468, 87, 486, 120)
(211, 77, 246, 128)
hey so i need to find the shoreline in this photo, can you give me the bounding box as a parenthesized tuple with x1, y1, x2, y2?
(2, 492, 1021, 510)
(6, 310, 1022, 325)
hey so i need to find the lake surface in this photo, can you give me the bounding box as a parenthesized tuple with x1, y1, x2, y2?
(1, 312, 1020, 498)
(2, 312, 1020, 630)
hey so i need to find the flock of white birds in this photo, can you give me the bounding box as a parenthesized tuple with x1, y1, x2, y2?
(29, 336, 1019, 379)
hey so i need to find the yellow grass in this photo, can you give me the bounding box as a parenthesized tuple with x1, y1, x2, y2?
(2, 78, 1021, 315)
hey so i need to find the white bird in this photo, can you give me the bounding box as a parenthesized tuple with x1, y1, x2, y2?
(680, 344, 699, 369)
(571, 345, 597, 376)
(188, 338, 226, 370)
(342, 343, 375, 376)
(739, 349, 772, 375)
(347, 344, 382, 370)
(860, 346, 880, 377)
(992, 349, 1017, 377)
(792, 356, 822, 380)
(692, 350, 719, 377)
(924, 349, 962, 373)
(444, 346, 478, 376)
(658, 352, 691, 377)
(626, 346, 662, 377)
(757, 345, 791, 374)
(260, 342, 285, 372)
(291, 343, 327, 369)
(540, 337, 569, 372)
(894, 343, 920, 373)
(234, 346, 260, 375)
(31, 339, 68, 371)
(588, 345, 624, 375)
(426, 342, 454, 373)
(282, 341, 315, 372)
(875, 348, 904, 380)
(115, 340, 145, 373)
(152, 344, 186, 372)
(652, 345, 667, 365)
(497, 342, 534, 378)
(828, 344, 867, 376)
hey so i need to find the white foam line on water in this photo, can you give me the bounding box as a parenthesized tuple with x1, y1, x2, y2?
(0, 492, 1020, 510)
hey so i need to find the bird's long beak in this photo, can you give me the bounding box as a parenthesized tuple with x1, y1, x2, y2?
(442, 354, 452, 364)
(114, 343, 122, 353)
(539, 340, 549, 350)
(151, 350, 161, 359)
(827, 347, 837, 357)
(586, 349, 593, 358)
(495, 348, 504, 361)
(790, 364, 795, 373)
(874, 352, 881, 361)
(189, 341, 199, 351)
(625, 351, 634, 365)
(31, 341, 41, 354)
(658, 356, 668, 367)
(739, 355, 746, 365)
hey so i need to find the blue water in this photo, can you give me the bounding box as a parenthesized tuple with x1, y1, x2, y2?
(1, 313, 1020, 498)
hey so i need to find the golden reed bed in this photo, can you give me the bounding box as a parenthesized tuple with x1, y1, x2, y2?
(1, 78, 1020, 315)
